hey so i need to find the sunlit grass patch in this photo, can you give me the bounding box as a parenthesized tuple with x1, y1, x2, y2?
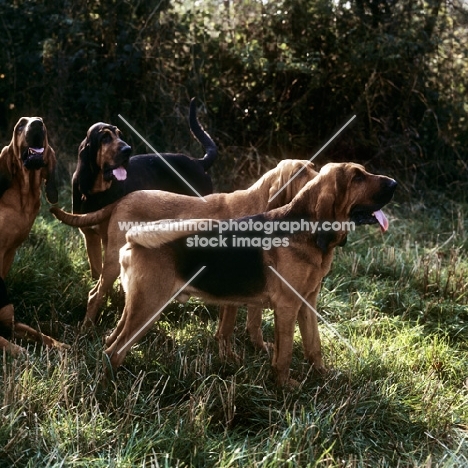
(0, 194, 467, 466)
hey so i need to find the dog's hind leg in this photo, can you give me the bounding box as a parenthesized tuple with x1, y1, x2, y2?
(216, 305, 269, 362)
(105, 246, 177, 371)
(105, 285, 173, 370)
(105, 305, 127, 347)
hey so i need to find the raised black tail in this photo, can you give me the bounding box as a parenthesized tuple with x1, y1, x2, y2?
(189, 98, 218, 171)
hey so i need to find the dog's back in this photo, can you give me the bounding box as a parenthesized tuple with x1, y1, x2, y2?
(73, 98, 217, 213)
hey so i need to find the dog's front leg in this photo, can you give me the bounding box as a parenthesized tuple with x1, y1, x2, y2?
(80, 226, 103, 279)
(272, 304, 299, 386)
(215, 304, 240, 362)
(245, 306, 271, 353)
(297, 288, 325, 373)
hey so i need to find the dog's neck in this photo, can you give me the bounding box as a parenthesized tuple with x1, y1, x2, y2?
(261, 177, 348, 253)
(89, 171, 113, 195)
(6, 148, 44, 210)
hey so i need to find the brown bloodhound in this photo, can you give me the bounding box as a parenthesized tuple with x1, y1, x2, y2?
(51, 159, 318, 357)
(106, 163, 396, 386)
(0, 116, 57, 277)
(0, 117, 63, 354)
(72, 98, 217, 280)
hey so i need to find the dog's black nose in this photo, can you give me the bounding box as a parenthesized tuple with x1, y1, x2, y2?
(120, 145, 132, 157)
(28, 119, 44, 129)
(382, 177, 397, 192)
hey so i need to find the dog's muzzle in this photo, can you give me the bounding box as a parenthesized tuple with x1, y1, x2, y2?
(350, 178, 397, 232)
(22, 147, 46, 170)
(103, 145, 132, 182)
(21, 119, 47, 170)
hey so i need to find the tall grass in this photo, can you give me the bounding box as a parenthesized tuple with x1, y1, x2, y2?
(0, 191, 467, 467)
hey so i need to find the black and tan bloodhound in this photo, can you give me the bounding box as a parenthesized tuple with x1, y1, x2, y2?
(51, 160, 318, 355)
(72, 98, 217, 279)
(0, 116, 63, 354)
(106, 163, 396, 386)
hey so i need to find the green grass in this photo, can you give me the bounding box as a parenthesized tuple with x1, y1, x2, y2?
(0, 190, 467, 467)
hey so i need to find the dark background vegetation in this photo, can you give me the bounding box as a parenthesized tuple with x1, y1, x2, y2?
(0, 3, 467, 465)
(0, 0, 467, 194)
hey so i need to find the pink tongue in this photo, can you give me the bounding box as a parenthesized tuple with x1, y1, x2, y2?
(373, 209, 389, 232)
(113, 167, 127, 181)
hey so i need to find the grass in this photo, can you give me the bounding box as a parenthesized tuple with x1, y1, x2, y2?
(0, 189, 467, 467)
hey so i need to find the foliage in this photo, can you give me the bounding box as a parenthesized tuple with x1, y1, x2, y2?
(0, 0, 467, 194)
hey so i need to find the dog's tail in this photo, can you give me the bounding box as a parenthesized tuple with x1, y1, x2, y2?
(189, 98, 218, 171)
(50, 202, 117, 227)
(127, 218, 214, 249)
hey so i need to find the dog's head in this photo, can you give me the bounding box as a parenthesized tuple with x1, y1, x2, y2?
(11, 117, 49, 170)
(77, 122, 132, 194)
(7, 117, 58, 203)
(309, 162, 397, 252)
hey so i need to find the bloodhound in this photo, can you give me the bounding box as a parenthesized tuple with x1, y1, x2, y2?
(0, 116, 57, 278)
(0, 116, 63, 354)
(51, 159, 318, 357)
(106, 163, 397, 386)
(72, 98, 217, 279)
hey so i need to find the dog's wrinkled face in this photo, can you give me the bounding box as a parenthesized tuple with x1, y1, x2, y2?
(86, 123, 132, 182)
(13, 117, 49, 170)
(317, 162, 397, 231)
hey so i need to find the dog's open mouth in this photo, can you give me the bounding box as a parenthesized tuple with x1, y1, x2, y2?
(103, 165, 128, 182)
(373, 210, 389, 232)
(350, 206, 389, 232)
(112, 166, 127, 181)
(22, 147, 46, 170)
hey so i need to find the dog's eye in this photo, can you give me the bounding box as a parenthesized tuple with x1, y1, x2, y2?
(353, 172, 365, 182)
(16, 119, 28, 132)
(101, 133, 112, 143)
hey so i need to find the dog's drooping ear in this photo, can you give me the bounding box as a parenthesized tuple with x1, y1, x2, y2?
(313, 164, 350, 253)
(43, 146, 58, 204)
(77, 138, 98, 197)
(316, 230, 348, 254)
(314, 164, 350, 221)
(0, 169, 12, 199)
